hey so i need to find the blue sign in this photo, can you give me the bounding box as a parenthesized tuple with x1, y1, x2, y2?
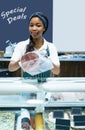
(0, 0, 53, 50)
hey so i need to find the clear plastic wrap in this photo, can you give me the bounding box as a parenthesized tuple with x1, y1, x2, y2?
(19, 51, 53, 76)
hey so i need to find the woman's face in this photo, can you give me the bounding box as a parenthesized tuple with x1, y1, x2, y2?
(29, 17, 45, 39)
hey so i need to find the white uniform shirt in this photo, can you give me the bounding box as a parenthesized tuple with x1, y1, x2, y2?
(11, 39, 60, 66)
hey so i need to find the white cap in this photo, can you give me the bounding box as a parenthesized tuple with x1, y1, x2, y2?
(21, 108, 30, 119)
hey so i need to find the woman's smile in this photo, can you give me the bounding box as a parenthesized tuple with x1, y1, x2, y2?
(31, 31, 38, 37)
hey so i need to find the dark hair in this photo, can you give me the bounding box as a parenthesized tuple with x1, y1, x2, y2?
(26, 12, 48, 52)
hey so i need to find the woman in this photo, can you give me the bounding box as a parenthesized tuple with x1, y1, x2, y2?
(8, 12, 60, 78)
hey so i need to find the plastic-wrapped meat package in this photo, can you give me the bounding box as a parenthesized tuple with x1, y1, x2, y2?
(19, 51, 53, 76)
(20, 51, 39, 74)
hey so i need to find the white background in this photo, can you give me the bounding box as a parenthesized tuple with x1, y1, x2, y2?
(53, 0, 85, 52)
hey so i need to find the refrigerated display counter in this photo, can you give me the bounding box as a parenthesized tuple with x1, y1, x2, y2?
(0, 77, 85, 130)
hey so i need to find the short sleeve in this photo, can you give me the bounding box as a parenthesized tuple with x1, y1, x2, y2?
(48, 43, 60, 66)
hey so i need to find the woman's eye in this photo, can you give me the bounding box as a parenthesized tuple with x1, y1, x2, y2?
(29, 24, 41, 27)
(29, 24, 33, 27)
(36, 24, 41, 27)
